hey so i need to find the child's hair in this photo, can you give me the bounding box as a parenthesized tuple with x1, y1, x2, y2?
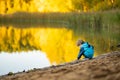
(77, 40, 84, 46)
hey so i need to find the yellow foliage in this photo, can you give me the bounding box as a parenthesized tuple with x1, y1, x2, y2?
(0, 0, 72, 14)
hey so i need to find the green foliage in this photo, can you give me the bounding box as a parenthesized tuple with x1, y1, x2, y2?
(71, 0, 83, 11)
(8, 72, 14, 75)
(71, 0, 120, 12)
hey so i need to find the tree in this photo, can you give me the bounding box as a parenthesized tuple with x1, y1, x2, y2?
(71, 0, 120, 12)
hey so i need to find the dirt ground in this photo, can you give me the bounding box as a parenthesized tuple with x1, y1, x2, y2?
(0, 51, 120, 80)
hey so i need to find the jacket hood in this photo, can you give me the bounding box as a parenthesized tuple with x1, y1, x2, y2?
(81, 42, 89, 48)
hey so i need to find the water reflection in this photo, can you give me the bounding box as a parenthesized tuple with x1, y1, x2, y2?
(0, 24, 120, 75)
(0, 50, 50, 75)
(0, 26, 79, 65)
(0, 26, 41, 52)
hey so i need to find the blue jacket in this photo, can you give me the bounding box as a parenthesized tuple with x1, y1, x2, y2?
(77, 42, 94, 59)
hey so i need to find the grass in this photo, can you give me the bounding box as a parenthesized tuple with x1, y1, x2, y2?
(0, 10, 120, 53)
(0, 10, 120, 28)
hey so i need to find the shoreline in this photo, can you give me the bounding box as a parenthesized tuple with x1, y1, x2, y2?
(0, 51, 120, 80)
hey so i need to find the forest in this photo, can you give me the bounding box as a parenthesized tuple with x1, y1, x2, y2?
(0, 0, 120, 14)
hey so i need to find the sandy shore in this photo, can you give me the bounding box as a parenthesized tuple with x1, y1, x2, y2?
(0, 51, 120, 80)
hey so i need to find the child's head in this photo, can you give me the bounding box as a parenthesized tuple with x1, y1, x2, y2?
(77, 40, 84, 46)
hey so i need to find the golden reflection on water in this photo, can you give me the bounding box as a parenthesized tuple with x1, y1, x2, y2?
(0, 26, 41, 52)
(0, 26, 79, 64)
(38, 27, 79, 64)
(0, 25, 119, 65)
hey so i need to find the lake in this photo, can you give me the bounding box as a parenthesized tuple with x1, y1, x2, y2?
(0, 19, 120, 75)
(0, 50, 50, 75)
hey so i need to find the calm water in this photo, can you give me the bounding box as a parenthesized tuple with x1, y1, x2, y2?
(0, 50, 50, 75)
(0, 23, 119, 75)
